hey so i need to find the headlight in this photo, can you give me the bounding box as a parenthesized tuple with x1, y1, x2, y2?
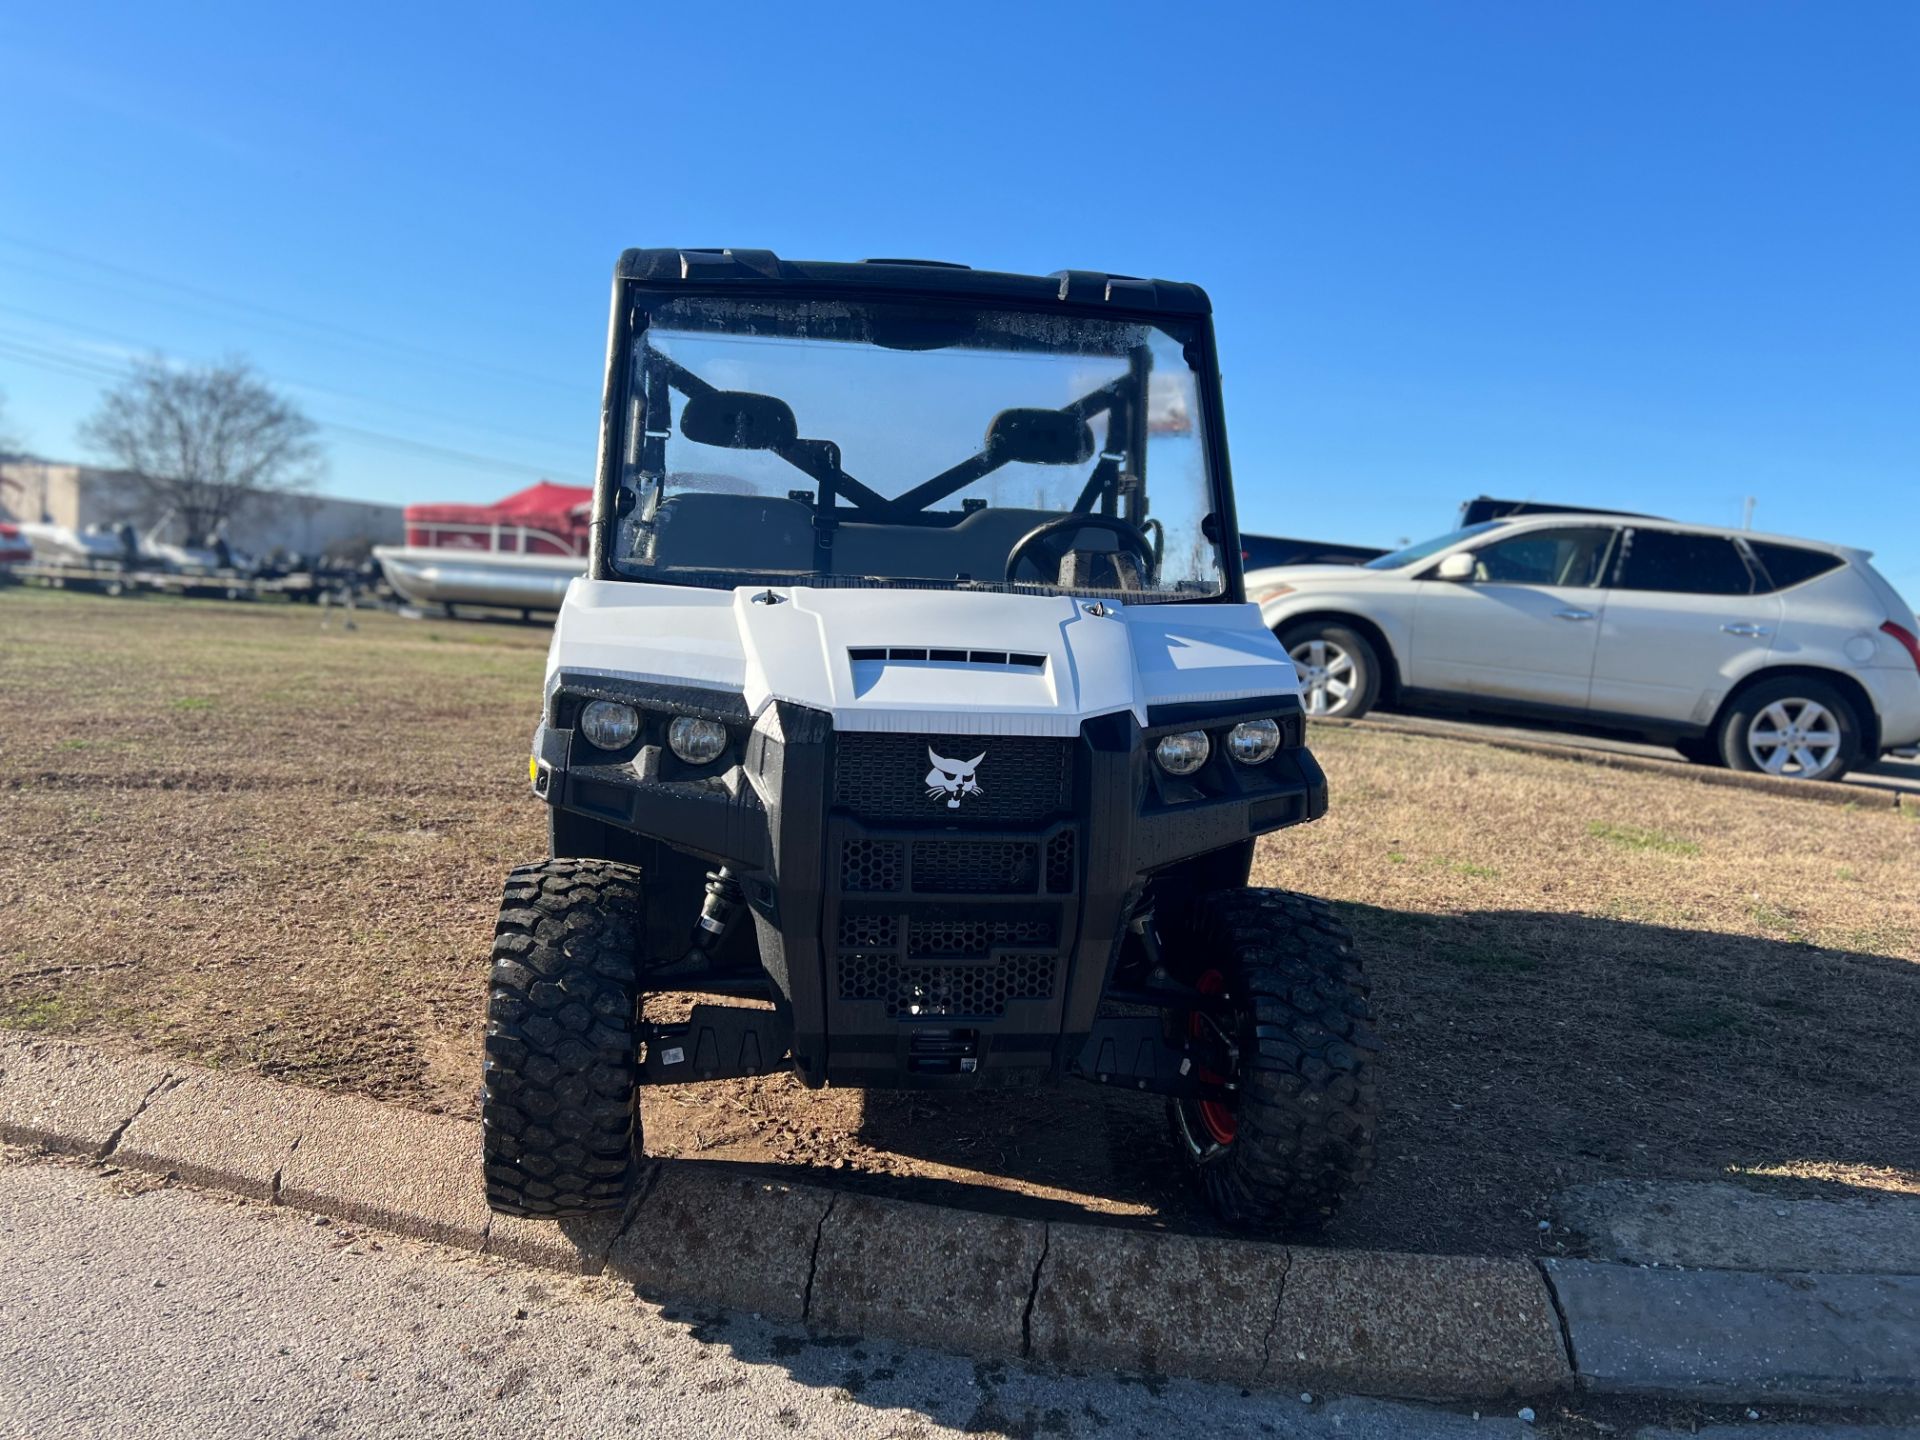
(1153, 730, 1211, 776)
(579, 700, 639, 750)
(667, 715, 728, 765)
(1227, 718, 1282, 765)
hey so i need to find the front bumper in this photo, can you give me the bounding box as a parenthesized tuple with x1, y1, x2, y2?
(534, 674, 1326, 1089)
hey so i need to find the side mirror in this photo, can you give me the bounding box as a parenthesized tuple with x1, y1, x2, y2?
(1435, 552, 1476, 582)
(985, 408, 1096, 466)
(679, 390, 798, 451)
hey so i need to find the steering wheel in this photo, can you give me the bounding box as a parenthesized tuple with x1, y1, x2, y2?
(1004, 514, 1156, 589)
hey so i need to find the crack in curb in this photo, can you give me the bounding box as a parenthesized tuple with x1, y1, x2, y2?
(96, 1072, 179, 1162)
(270, 1134, 302, 1207)
(1258, 1248, 1292, 1374)
(800, 1192, 837, 1324)
(1534, 1258, 1580, 1378)
(571, 1162, 663, 1278)
(1019, 1223, 1050, 1359)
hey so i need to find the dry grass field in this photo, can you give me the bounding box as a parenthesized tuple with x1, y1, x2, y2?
(2, 584, 1915, 1255)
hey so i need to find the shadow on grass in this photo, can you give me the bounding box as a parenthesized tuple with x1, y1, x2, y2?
(809, 905, 1920, 1256)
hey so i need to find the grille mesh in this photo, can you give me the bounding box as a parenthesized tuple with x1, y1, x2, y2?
(837, 953, 1057, 1018)
(1044, 831, 1077, 893)
(838, 912, 898, 949)
(834, 732, 1071, 824)
(841, 840, 904, 894)
(913, 839, 1039, 894)
(907, 913, 1055, 956)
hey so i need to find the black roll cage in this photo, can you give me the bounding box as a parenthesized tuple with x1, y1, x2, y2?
(586, 257, 1249, 605)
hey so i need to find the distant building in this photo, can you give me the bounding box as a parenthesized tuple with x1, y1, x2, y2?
(0, 456, 403, 557)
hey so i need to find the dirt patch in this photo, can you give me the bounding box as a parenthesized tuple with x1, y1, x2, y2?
(2, 586, 1916, 1254)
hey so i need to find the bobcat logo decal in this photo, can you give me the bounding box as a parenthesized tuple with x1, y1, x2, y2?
(924, 748, 986, 809)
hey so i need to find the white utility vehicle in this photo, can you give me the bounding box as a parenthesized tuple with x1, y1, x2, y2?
(1254, 514, 1920, 782)
(481, 249, 1378, 1235)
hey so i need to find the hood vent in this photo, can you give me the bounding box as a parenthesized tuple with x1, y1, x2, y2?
(850, 647, 1046, 670)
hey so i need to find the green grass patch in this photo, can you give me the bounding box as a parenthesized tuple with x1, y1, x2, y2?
(169, 696, 216, 711)
(1, 996, 82, 1031)
(1748, 902, 1811, 942)
(1586, 821, 1700, 856)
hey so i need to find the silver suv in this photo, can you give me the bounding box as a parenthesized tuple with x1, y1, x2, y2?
(1250, 514, 1920, 783)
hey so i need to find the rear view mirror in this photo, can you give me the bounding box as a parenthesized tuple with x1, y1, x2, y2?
(679, 390, 798, 451)
(985, 408, 1096, 466)
(1435, 552, 1476, 582)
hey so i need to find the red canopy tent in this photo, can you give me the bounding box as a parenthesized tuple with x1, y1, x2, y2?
(403, 481, 593, 556)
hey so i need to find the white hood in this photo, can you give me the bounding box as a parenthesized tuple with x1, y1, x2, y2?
(548, 580, 1301, 737)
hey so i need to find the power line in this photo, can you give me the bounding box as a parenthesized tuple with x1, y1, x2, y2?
(0, 332, 573, 482)
(0, 234, 585, 395)
(0, 300, 587, 458)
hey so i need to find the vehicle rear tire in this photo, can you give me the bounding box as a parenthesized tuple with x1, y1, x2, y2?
(483, 858, 648, 1217)
(1278, 622, 1381, 719)
(1718, 675, 1861, 783)
(1166, 889, 1378, 1233)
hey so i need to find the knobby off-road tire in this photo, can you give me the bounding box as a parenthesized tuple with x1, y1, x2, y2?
(483, 858, 647, 1217)
(1168, 889, 1378, 1233)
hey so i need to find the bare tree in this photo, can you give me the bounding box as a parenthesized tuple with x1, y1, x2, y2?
(79, 358, 321, 546)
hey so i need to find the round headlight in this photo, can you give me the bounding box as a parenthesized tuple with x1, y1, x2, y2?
(667, 715, 728, 765)
(579, 700, 639, 750)
(1153, 730, 1211, 776)
(1228, 718, 1282, 765)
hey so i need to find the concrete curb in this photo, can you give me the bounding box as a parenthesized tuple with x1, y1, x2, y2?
(3, 1032, 1913, 1405)
(1314, 715, 1903, 810)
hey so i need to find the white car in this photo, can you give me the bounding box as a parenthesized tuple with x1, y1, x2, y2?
(1251, 514, 1920, 782)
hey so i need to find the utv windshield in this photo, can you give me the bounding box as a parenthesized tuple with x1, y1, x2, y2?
(611, 295, 1225, 600)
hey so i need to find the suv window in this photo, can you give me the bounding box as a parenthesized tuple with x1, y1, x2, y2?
(1614, 529, 1754, 595)
(1467, 526, 1616, 587)
(1747, 540, 1845, 592)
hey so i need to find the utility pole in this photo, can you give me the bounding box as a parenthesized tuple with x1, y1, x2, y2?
(1741, 496, 1756, 531)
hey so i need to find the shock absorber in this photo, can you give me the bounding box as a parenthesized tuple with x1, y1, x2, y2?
(688, 866, 744, 961)
(657, 867, 746, 981)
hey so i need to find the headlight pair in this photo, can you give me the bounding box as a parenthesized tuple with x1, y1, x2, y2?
(1152, 718, 1283, 775)
(579, 700, 728, 764)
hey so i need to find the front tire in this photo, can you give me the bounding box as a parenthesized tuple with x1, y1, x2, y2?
(1718, 675, 1861, 783)
(1278, 621, 1381, 719)
(1167, 890, 1379, 1233)
(483, 858, 647, 1217)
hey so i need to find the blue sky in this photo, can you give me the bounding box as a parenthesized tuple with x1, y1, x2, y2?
(2, 3, 1915, 588)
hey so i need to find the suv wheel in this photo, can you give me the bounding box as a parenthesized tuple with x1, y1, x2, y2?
(1278, 622, 1381, 719)
(483, 858, 648, 1217)
(1718, 676, 1861, 783)
(1166, 889, 1378, 1233)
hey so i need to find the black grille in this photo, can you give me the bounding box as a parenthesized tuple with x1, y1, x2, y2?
(838, 953, 1057, 1018)
(907, 909, 1055, 957)
(841, 840, 904, 893)
(1044, 831, 1076, 893)
(833, 732, 1072, 824)
(838, 912, 899, 949)
(913, 839, 1038, 894)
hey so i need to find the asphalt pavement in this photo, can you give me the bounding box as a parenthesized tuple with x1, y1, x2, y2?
(0, 1152, 1533, 1440)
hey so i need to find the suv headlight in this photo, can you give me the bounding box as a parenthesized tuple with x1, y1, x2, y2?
(1227, 718, 1282, 765)
(1153, 730, 1210, 776)
(667, 715, 728, 765)
(579, 700, 639, 750)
